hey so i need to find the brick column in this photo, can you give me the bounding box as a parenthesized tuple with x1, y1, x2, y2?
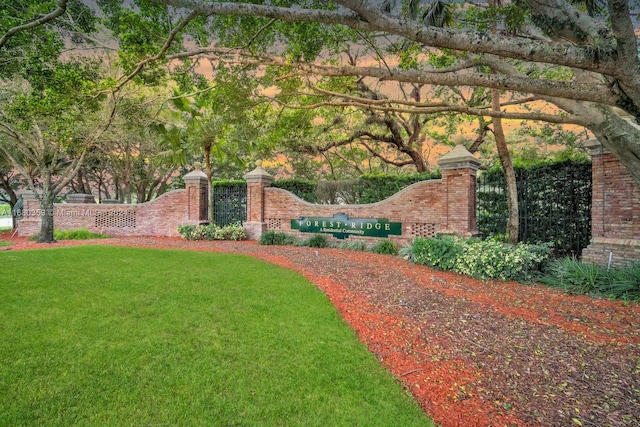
(183, 166, 209, 224)
(16, 191, 41, 237)
(581, 139, 640, 266)
(437, 145, 481, 236)
(243, 162, 274, 240)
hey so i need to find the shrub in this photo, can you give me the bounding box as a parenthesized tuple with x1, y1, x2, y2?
(301, 234, 330, 248)
(371, 239, 399, 255)
(411, 235, 465, 271)
(215, 224, 248, 241)
(177, 224, 247, 241)
(260, 231, 288, 245)
(410, 235, 551, 282)
(454, 239, 551, 282)
(177, 224, 199, 240)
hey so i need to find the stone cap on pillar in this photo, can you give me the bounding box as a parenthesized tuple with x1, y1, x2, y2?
(21, 191, 37, 200)
(244, 161, 274, 185)
(438, 144, 481, 171)
(184, 163, 208, 185)
(582, 138, 609, 155)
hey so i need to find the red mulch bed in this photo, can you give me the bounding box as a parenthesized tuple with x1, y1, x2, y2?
(3, 233, 640, 427)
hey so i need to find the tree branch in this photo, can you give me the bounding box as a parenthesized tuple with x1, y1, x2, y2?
(192, 47, 619, 106)
(116, 10, 199, 89)
(361, 141, 415, 167)
(0, 0, 68, 50)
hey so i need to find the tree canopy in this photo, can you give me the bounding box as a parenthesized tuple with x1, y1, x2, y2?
(119, 0, 640, 183)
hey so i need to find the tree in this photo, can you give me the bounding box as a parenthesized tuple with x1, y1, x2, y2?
(134, 0, 640, 187)
(0, 0, 105, 242)
(157, 68, 263, 221)
(0, 60, 111, 242)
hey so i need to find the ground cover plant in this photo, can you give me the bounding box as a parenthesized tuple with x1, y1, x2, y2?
(28, 228, 109, 241)
(539, 258, 640, 300)
(0, 246, 434, 427)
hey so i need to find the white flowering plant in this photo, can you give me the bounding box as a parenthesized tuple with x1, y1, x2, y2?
(178, 223, 247, 241)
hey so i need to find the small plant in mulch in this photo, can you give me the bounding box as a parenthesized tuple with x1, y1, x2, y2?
(300, 234, 330, 248)
(259, 231, 298, 246)
(371, 239, 399, 255)
(337, 240, 369, 251)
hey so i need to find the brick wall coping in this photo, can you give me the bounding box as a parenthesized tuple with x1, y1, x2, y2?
(266, 178, 444, 208)
(590, 237, 640, 248)
(22, 189, 185, 206)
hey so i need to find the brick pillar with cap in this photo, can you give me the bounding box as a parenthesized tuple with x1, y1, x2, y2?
(243, 161, 274, 240)
(581, 138, 640, 266)
(184, 164, 209, 224)
(437, 144, 481, 236)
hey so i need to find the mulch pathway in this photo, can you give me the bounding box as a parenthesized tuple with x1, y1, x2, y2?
(3, 233, 640, 427)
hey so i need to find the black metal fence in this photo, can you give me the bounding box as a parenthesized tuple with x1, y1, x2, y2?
(211, 181, 247, 226)
(477, 160, 592, 258)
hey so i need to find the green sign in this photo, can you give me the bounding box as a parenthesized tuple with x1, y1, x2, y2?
(291, 213, 402, 239)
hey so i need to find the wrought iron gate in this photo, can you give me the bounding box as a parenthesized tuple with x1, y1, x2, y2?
(212, 181, 247, 226)
(476, 160, 592, 258)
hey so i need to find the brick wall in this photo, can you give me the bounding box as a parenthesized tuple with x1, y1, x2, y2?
(17, 190, 188, 237)
(245, 145, 481, 245)
(262, 180, 449, 245)
(16, 168, 209, 238)
(581, 140, 640, 266)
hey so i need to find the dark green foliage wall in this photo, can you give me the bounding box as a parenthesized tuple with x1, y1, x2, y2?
(477, 160, 592, 257)
(271, 179, 317, 203)
(353, 172, 442, 204)
(273, 172, 441, 205)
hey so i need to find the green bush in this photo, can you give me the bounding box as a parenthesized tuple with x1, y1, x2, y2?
(453, 239, 551, 282)
(539, 259, 640, 300)
(301, 234, 330, 248)
(411, 235, 466, 271)
(258, 231, 287, 245)
(177, 224, 247, 241)
(410, 236, 551, 282)
(371, 240, 399, 255)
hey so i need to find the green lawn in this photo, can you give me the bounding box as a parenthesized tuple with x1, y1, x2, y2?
(0, 246, 434, 426)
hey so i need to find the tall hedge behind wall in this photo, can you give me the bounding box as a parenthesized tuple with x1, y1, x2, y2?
(272, 172, 441, 205)
(477, 159, 592, 258)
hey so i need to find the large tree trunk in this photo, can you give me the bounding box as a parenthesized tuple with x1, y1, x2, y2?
(37, 191, 56, 243)
(492, 88, 519, 244)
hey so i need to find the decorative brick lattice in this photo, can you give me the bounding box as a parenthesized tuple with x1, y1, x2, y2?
(95, 210, 137, 228)
(409, 223, 436, 238)
(267, 218, 282, 230)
